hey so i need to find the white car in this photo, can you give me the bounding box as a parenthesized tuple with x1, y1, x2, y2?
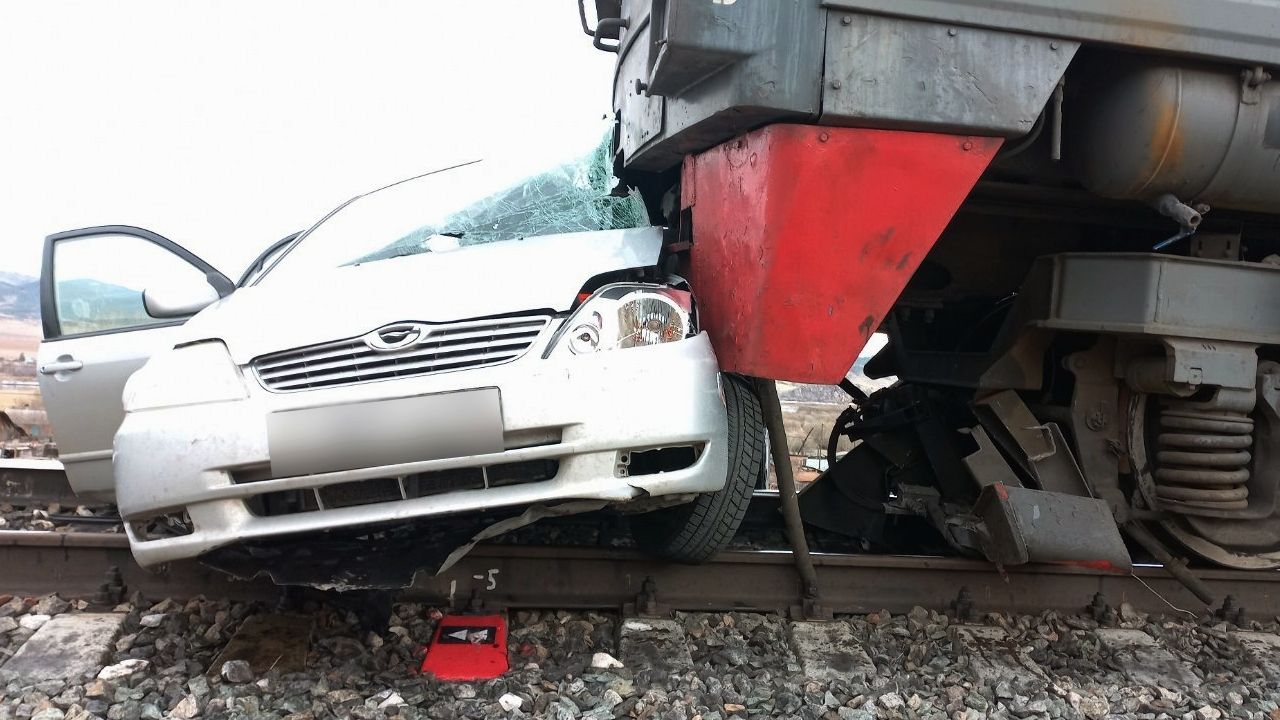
(36, 156, 765, 584)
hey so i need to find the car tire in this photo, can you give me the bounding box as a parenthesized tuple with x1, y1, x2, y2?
(631, 374, 766, 562)
(755, 428, 771, 490)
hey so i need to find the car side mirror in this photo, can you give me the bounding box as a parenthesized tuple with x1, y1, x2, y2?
(143, 279, 222, 318)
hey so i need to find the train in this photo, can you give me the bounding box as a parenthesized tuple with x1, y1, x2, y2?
(583, 0, 1280, 601)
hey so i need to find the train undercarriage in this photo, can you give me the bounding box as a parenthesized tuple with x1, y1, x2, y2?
(802, 236, 1280, 587)
(784, 104, 1280, 584)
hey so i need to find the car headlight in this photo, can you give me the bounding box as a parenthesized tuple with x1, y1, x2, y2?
(123, 341, 248, 412)
(545, 283, 695, 357)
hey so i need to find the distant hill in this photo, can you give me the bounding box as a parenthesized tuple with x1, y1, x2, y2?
(0, 271, 35, 286)
(55, 278, 151, 335)
(0, 273, 38, 319)
(0, 273, 149, 331)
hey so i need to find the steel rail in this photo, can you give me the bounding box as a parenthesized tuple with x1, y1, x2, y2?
(3, 530, 1278, 619)
(0, 458, 79, 508)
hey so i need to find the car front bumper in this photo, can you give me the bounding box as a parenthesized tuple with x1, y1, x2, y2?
(114, 330, 728, 567)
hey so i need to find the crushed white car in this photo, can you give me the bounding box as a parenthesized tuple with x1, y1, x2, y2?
(36, 148, 765, 585)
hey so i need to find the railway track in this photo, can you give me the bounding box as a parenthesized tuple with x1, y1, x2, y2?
(0, 457, 75, 507)
(3, 459, 1277, 619)
(5, 465, 1280, 718)
(3, 529, 1278, 620)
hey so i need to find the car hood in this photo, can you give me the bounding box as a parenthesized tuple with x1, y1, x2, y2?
(183, 227, 663, 364)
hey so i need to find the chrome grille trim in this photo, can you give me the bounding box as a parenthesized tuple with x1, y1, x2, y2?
(252, 315, 551, 392)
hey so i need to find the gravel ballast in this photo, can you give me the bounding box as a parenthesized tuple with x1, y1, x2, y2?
(0, 591, 1278, 720)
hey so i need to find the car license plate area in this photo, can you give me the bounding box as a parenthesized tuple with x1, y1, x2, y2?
(267, 388, 503, 478)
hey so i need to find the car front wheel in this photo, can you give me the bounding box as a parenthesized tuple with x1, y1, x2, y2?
(631, 374, 766, 562)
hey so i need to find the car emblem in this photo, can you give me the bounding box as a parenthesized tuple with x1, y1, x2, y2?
(363, 322, 427, 352)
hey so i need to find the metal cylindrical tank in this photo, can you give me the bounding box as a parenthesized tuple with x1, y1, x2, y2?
(1069, 54, 1280, 213)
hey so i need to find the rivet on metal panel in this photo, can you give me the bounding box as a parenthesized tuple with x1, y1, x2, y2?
(947, 28, 957, 37)
(818, 132, 830, 143)
(830, 79, 842, 90)
(841, 15, 852, 26)
(962, 141, 973, 151)
(1050, 42, 1059, 51)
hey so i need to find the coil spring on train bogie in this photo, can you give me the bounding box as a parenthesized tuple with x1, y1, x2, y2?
(1153, 402, 1254, 514)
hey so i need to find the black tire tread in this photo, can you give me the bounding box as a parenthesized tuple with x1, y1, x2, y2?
(632, 375, 766, 562)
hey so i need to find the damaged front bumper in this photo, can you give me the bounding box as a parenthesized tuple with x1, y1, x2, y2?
(113, 330, 728, 570)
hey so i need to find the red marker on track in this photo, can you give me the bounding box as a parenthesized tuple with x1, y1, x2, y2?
(420, 613, 509, 680)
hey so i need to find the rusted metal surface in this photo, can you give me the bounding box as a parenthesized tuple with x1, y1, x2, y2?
(611, 0, 825, 172)
(0, 530, 276, 601)
(681, 124, 1000, 384)
(1069, 54, 1280, 214)
(971, 484, 1131, 572)
(609, 1, 1280, 178)
(820, 0, 1280, 66)
(756, 380, 823, 618)
(1066, 340, 1127, 521)
(822, 14, 1076, 136)
(3, 530, 1280, 618)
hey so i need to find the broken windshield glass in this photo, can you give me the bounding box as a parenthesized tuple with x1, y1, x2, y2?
(259, 134, 650, 285)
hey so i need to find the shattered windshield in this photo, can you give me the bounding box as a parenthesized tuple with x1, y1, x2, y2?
(258, 135, 650, 285)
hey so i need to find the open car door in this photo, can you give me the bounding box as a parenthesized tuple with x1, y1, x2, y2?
(37, 226, 234, 500)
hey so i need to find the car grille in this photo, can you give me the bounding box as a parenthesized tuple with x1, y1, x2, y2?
(252, 315, 552, 392)
(237, 459, 562, 517)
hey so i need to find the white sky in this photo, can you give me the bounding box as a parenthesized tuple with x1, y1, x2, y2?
(0, 1, 617, 280)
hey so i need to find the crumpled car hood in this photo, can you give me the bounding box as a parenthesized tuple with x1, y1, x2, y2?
(183, 227, 663, 364)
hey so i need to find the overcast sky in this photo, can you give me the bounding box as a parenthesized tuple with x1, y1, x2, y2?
(0, 1, 617, 279)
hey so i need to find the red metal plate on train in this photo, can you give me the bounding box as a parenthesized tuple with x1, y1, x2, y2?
(681, 124, 1001, 383)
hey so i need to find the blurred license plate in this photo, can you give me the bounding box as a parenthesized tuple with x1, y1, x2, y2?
(267, 389, 502, 477)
